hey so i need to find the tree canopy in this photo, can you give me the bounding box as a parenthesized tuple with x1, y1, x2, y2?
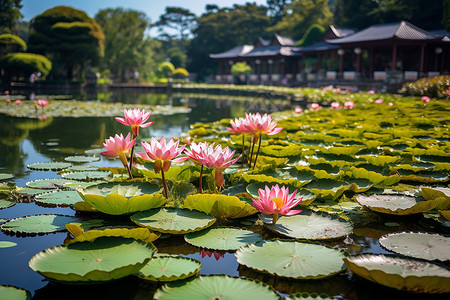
(0, 52, 52, 80)
(154, 7, 197, 42)
(0, 33, 26, 56)
(0, 0, 22, 33)
(27, 5, 104, 80)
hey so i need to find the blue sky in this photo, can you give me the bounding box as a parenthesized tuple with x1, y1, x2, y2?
(21, 0, 267, 22)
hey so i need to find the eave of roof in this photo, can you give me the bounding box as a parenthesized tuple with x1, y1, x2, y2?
(209, 45, 254, 59)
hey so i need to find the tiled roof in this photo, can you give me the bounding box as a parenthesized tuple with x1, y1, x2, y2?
(327, 21, 443, 44)
(272, 33, 296, 46)
(297, 41, 340, 53)
(242, 45, 301, 57)
(209, 45, 254, 59)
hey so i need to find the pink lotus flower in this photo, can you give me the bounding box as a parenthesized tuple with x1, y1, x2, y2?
(15, 100, 21, 104)
(344, 101, 355, 109)
(6, 98, 11, 103)
(185, 136, 192, 145)
(334, 88, 341, 93)
(311, 103, 321, 110)
(446, 90, 450, 95)
(252, 184, 303, 224)
(5, 91, 9, 95)
(388, 102, 394, 107)
(421, 96, 430, 103)
(294, 107, 303, 113)
(226, 117, 250, 134)
(37, 99, 48, 107)
(115, 108, 154, 137)
(367, 90, 375, 94)
(244, 112, 283, 136)
(375, 99, 383, 104)
(331, 102, 341, 109)
(184, 141, 210, 163)
(101, 133, 136, 166)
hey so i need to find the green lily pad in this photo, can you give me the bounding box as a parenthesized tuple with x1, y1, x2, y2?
(64, 155, 100, 163)
(154, 275, 280, 300)
(184, 194, 258, 219)
(77, 182, 165, 215)
(35, 190, 83, 207)
(420, 187, 450, 201)
(131, 208, 216, 234)
(222, 183, 248, 196)
(0, 241, 17, 248)
(379, 232, 450, 261)
(135, 255, 202, 282)
(185, 227, 263, 250)
(355, 194, 438, 215)
(64, 165, 100, 172)
(29, 237, 156, 283)
(0, 285, 31, 300)
(66, 224, 160, 244)
(27, 161, 72, 171)
(285, 292, 334, 300)
(397, 169, 449, 183)
(26, 178, 75, 189)
(236, 240, 347, 279)
(0, 199, 15, 210)
(64, 181, 105, 189)
(0, 173, 14, 181)
(344, 254, 450, 293)
(261, 210, 353, 240)
(61, 171, 111, 181)
(1, 214, 79, 235)
(305, 179, 350, 201)
(14, 187, 50, 196)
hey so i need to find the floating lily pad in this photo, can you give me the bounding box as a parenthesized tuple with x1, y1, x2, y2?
(344, 254, 450, 293)
(420, 187, 450, 201)
(64, 181, 105, 189)
(154, 275, 280, 300)
(135, 255, 202, 282)
(355, 194, 438, 215)
(35, 190, 83, 207)
(14, 187, 50, 196)
(0, 173, 14, 181)
(66, 223, 160, 244)
(261, 210, 353, 240)
(0, 241, 17, 248)
(64, 165, 99, 172)
(77, 182, 165, 215)
(0, 199, 15, 210)
(285, 292, 334, 300)
(439, 210, 450, 221)
(29, 237, 156, 283)
(185, 227, 263, 250)
(0, 285, 31, 300)
(73, 201, 98, 212)
(26, 178, 74, 189)
(61, 171, 111, 181)
(27, 161, 72, 171)
(1, 214, 79, 235)
(64, 155, 100, 163)
(184, 194, 258, 219)
(236, 240, 347, 279)
(379, 232, 450, 261)
(131, 208, 216, 234)
(305, 179, 350, 201)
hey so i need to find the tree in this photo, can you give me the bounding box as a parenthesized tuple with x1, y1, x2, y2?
(154, 7, 197, 42)
(0, 52, 52, 81)
(0, 33, 26, 56)
(188, 3, 270, 80)
(268, 0, 332, 40)
(27, 6, 104, 80)
(444, 0, 450, 31)
(266, 0, 291, 23)
(296, 24, 325, 46)
(95, 8, 160, 81)
(0, 0, 22, 33)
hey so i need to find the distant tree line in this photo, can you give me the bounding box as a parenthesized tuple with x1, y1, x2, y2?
(0, 0, 447, 82)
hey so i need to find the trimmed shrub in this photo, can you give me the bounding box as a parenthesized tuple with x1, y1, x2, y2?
(399, 75, 450, 98)
(0, 34, 27, 53)
(0, 52, 52, 79)
(296, 24, 325, 47)
(172, 68, 189, 78)
(231, 62, 252, 76)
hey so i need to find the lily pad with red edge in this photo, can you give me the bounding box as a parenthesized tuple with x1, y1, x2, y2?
(27, 161, 72, 171)
(29, 237, 156, 283)
(343, 254, 450, 293)
(379, 232, 450, 261)
(154, 275, 280, 300)
(355, 194, 438, 215)
(76, 182, 165, 215)
(184, 227, 263, 251)
(135, 254, 201, 282)
(131, 208, 216, 234)
(235, 240, 347, 279)
(261, 210, 353, 240)
(0, 285, 31, 300)
(184, 194, 258, 219)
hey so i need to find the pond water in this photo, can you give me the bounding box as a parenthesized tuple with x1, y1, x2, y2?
(0, 89, 447, 299)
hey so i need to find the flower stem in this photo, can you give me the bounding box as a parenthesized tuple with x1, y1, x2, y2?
(241, 134, 245, 168)
(252, 136, 262, 170)
(249, 137, 256, 169)
(199, 164, 203, 193)
(161, 169, 168, 198)
(128, 134, 136, 177)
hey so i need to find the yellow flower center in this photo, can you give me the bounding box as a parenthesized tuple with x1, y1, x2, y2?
(272, 197, 284, 209)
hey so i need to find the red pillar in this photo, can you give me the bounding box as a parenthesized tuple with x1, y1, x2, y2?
(391, 44, 397, 70)
(419, 44, 425, 74)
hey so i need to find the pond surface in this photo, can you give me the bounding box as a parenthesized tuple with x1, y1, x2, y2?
(0, 90, 447, 299)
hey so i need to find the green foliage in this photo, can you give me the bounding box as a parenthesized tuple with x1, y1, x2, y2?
(157, 61, 175, 78)
(0, 34, 26, 55)
(28, 6, 104, 80)
(231, 62, 252, 76)
(0, 52, 52, 79)
(154, 7, 197, 41)
(399, 75, 450, 98)
(0, 0, 22, 33)
(296, 24, 325, 47)
(172, 67, 189, 78)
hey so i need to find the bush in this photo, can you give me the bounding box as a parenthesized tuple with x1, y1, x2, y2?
(231, 62, 251, 76)
(172, 67, 189, 78)
(0, 34, 27, 54)
(399, 75, 450, 98)
(296, 24, 325, 47)
(157, 61, 175, 78)
(0, 52, 52, 79)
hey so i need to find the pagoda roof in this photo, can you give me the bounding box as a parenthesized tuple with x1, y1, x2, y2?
(297, 41, 340, 53)
(242, 45, 301, 57)
(326, 21, 444, 44)
(209, 45, 254, 59)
